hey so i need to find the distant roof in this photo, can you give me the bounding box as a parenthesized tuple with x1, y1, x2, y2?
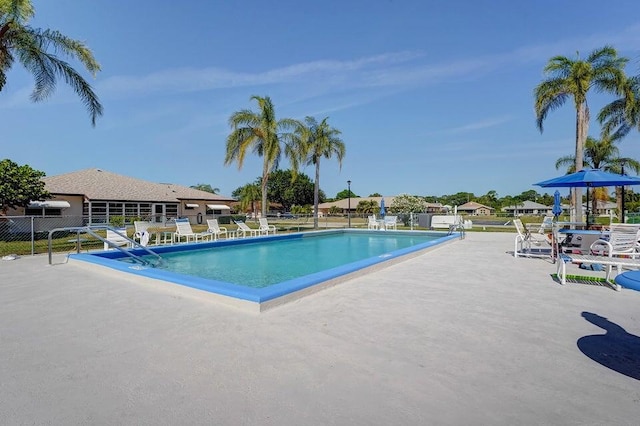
(501, 200, 551, 211)
(457, 201, 494, 211)
(43, 168, 235, 203)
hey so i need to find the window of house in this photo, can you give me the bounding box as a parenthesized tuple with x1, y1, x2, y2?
(108, 202, 123, 216)
(139, 203, 152, 220)
(125, 203, 138, 218)
(165, 204, 178, 220)
(90, 202, 107, 223)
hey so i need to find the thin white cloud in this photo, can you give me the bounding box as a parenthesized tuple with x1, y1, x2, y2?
(3, 22, 640, 112)
(94, 20, 640, 102)
(445, 116, 514, 133)
(94, 51, 423, 99)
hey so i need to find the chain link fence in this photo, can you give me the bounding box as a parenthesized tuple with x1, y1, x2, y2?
(0, 212, 441, 257)
(1, 215, 102, 257)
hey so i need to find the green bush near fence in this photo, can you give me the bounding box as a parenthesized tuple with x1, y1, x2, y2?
(217, 215, 237, 225)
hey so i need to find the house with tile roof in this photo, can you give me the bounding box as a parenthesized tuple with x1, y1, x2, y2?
(500, 200, 553, 216)
(455, 201, 495, 216)
(7, 168, 236, 225)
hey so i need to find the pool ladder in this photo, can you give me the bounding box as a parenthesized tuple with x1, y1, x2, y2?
(447, 220, 466, 239)
(48, 226, 163, 266)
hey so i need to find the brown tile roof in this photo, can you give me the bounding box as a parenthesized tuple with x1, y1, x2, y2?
(43, 168, 235, 203)
(457, 201, 493, 211)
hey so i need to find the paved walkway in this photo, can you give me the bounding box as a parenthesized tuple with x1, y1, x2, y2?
(1, 232, 638, 425)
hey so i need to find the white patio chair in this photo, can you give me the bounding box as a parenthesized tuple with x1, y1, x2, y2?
(234, 220, 260, 238)
(133, 220, 152, 246)
(205, 218, 228, 240)
(589, 223, 640, 258)
(367, 215, 379, 230)
(513, 219, 551, 258)
(173, 218, 211, 243)
(531, 215, 554, 244)
(104, 227, 132, 250)
(558, 225, 640, 290)
(384, 215, 397, 230)
(258, 218, 277, 235)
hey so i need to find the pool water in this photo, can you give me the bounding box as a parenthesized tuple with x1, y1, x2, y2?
(74, 229, 458, 306)
(142, 232, 439, 288)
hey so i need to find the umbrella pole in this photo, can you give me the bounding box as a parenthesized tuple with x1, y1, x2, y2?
(586, 187, 590, 228)
(621, 185, 625, 223)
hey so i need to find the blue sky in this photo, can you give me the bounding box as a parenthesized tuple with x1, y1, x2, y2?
(3, 0, 640, 200)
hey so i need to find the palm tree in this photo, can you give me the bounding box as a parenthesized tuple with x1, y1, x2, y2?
(225, 95, 302, 218)
(599, 74, 640, 140)
(535, 46, 628, 221)
(356, 200, 378, 215)
(296, 116, 346, 229)
(236, 183, 261, 218)
(555, 135, 640, 217)
(0, 0, 103, 125)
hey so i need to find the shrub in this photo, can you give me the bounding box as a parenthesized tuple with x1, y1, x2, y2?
(110, 216, 125, 227)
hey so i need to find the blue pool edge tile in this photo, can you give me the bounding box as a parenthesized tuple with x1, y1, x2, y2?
(70, 230, 460, 306)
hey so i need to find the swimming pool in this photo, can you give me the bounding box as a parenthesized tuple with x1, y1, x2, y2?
(72, 229, 458, 311)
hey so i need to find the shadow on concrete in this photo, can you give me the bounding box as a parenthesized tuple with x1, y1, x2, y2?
(577, 312, 640, 380)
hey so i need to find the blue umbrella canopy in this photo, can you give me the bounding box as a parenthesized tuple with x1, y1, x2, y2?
(379, 197, 386, 218)
(552, 190, 562, 217)
(535, 169, 640, 226)
(535, 168, 640, 188)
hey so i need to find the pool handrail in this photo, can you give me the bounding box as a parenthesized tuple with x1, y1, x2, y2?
(48, 225, 163, 266)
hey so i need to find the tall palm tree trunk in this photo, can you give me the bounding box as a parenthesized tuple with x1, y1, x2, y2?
(261, 162, 269, 218)
(616, 186, 623, 221)
(313, 162, 320, 229)
(574, 103, 589, 222)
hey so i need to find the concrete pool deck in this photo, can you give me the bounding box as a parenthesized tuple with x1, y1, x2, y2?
(1, 232, 638, 425)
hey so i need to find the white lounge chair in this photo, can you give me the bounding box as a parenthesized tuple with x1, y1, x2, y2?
(367, 215, 379, 230)
(557, 252, 640, 290)
(104, 227, 131, 250)
(258, 218, 277, 235)
(513, 219, 551, 258)
(556, 223, 640, 290)
(234, 220, 260, 238)
(206, 218, 228, 240)
(384, 215, 397, 230)
(133, 220, 152, 246)
(589, 223, 640, 258)
(530, 216, 554, 245)
(173, 218, 211, 243)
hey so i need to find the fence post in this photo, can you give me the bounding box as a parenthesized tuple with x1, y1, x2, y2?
(31, 216, 35, 256)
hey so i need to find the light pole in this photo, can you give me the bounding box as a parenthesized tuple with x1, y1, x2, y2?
(347, 180, 351, 228)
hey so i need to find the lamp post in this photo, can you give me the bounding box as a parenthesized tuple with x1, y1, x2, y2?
(347, 180, 351, 228)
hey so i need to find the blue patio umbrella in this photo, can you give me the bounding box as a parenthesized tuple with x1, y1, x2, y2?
(552, 190, 563, 218)
(535, 168, 640, 188)
(379, 197, 386, 218)
(535, 168, 640, 225)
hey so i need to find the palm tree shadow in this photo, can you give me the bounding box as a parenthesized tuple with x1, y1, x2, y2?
(577, 312, 640, 380)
